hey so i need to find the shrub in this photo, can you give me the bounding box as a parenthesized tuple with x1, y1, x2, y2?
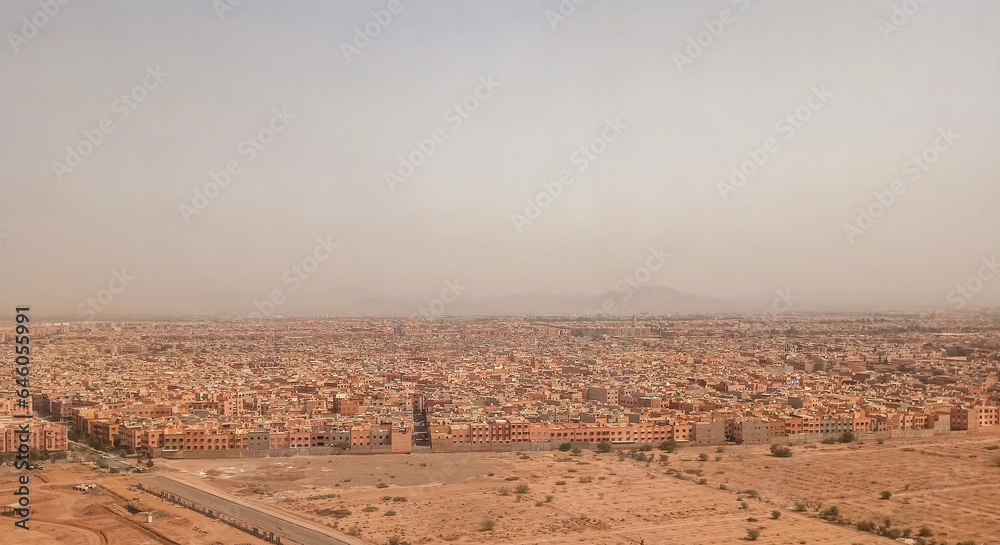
(880, 491, 892, 500)
(698, 478, 707, 485)
(571, 447, 582, 456)
(821, 437, 837, 444)
(597, 441, 612, 453)
(317, 508, 352, 518)
(382, 495, 392, 501)
(658, 440, 677, 452)
(740, 501, 748, 509)
(515, 484, 529, 494)
(558, 442, 572, 452)
(746, 528, 761, 541)
(985, 444, 999, 450)
(881, 527, 903, 539)
(555, 480, 567, 485)
(719, 484, 729, 490)
(497, 487, 509, 496)
(747, 517, 758, 522)
(387, 536, 410, 545)
(384, 510, 396, 516)
(992, 456, 1000, 467)
(505, 476, 520, 481)
(392, 496, 407, 502)
(793, 502, 807, 512)
(347, 524, 362, 535)
(917, 526, 932, 537)
(771, 510, 781, 519)
(480, 518, 495, 531)
(659, 454, 670, 465)
(856, 521, 876, 532)
(377, 483, 389, 489)
(578, 476, 592, 483)
(362, 506, 378, 513)
(717, 446, 726, 453)
(840, 431, 855, 443)
(698, 453, 710, 461)
(638, 444, 654, 452)
(820, 506, 839, 521)
(545, 495, 553, 502)
(770, 445, 792, 458)
(742, 490, 759, 499)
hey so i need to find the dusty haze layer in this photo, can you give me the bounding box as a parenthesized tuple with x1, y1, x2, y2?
(1, 0, 999, 317)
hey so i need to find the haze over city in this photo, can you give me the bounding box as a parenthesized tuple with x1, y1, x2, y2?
(2, 0, 999, 317)
(4, 4, 1000, 544)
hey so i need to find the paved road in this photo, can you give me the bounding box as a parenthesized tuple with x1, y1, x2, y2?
(142, 475, 351, 545)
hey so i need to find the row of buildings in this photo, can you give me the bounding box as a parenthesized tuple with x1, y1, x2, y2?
(2, 314, 998, 456)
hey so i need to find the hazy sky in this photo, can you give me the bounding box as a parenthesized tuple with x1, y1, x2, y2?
(2, 0, 999, 317)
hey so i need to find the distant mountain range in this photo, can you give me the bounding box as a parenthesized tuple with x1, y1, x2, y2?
(343, 286, 755, 317)
(34, 285, 1000, 322)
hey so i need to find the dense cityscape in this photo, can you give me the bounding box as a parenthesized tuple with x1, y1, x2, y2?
(5, 313, 998, 459)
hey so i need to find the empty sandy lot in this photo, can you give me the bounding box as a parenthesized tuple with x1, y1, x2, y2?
(158, 438, 1000, 545)
(668, 435, 1000, 545)
(0, 463, 271, 545)
(5, 434, 997, 545)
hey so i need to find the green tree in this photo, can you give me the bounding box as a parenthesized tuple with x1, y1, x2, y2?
(770, 444, 792, 458)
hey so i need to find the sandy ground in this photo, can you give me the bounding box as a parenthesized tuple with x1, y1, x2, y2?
(4, 434, 998, 545)
(666, 435, 1000, 545)
(157, 436, 999, 545)
(0, 463, 272, 545)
